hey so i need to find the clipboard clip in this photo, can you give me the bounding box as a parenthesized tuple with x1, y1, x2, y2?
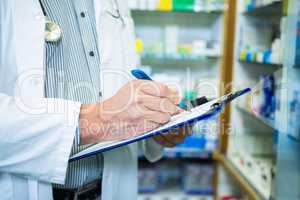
(210, 88, 252, 110)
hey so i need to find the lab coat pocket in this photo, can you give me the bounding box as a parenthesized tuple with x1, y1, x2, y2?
(12, 0, 45, 73)
(11, 0, 45, 98)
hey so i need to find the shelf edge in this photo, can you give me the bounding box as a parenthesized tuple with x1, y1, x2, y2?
(214, 152, 263, 200)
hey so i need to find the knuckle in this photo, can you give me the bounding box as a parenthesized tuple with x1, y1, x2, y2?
(174, 90, 180, 99)
(159, 98, 167, 110)
(164, 99, 177, 114)
(169, 104, 178, 114)
(160, 85, 168, 96)
(132, 79, 141, 87)
(151, 122, 160, 129)
(159, 113, 171, 123)
(135, 95, 144, 104)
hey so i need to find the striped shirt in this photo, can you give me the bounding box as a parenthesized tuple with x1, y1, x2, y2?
(41, 0, 103, 188)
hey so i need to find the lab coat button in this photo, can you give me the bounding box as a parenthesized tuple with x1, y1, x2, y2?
(80, 12, 86, 18)
(89, 51, 95, 57)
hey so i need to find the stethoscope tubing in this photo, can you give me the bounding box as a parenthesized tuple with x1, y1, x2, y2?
(105, 0, 125, 26)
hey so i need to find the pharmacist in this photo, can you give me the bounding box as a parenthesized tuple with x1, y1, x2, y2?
(0, 0, 191, 200)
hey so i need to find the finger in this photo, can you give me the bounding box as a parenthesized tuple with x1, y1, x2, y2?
(134, 120, 160, 135)
(165, 87, 180, 105)
(137, 81, 180, 105)
(154, 135, 176, 148)
(138, 95, 180, 116)
(111, 120, 160, 141)
(132, 104, 172, 124)
(186, 125, 193, 136)
(163, 131, 186, 144)
(143, 110, 171, 124)
(180, 125, 193, 136)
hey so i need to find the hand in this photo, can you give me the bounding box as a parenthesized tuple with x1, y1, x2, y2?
(153, 125, 193, 148)
(79, 80, 181, 145)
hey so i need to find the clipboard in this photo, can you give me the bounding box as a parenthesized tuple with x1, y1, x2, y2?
(70, 88, 251, 162)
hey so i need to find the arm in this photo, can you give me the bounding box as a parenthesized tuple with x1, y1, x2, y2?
(0, 79, 181, 184)
(0, 93, 81, 184)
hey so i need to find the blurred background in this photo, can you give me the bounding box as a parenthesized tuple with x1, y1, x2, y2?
(130, 0, 300, 200)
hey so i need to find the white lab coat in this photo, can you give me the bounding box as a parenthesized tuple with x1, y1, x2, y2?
(0, 0, 163, 200)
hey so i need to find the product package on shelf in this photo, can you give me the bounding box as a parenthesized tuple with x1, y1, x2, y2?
(242, 0, 281, 13)
(163, 116, 218, 158)
(183, 163, 214, 195)
(228, 152, 274, 200)
(173, 0, 195, 11)
(138, 167, 159, 193)
(259, 75, 276, 121)
(239, 16, 283, 65)
(129, 0, 224, 12)
(295, 19, 300, 66)
(237, 74, 278, 128)
(288, 89, 300, 140)
(138, 161, 214, 198)
(135, 39, 221, 60)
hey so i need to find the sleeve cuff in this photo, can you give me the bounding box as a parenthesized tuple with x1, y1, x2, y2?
(47, 100, 81, 184)
(143, 138, 164, 163)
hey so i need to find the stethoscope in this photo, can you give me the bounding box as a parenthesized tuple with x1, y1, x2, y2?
(38, 0, 125, 43)
(38, 0, 62, 43)
(106, 0, 125, 27)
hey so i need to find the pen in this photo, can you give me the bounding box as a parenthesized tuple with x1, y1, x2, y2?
(131, 69, 153, 81)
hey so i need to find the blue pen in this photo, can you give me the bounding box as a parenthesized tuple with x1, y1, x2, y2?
(131, 69, 153, 81)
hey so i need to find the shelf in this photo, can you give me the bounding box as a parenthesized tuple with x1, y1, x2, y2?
(236, 106, 275, 130)
(138, 187, 213, 200)
(142, 53, 221, 59)
(214, 152, 269, 200)
(163, 148, 213, 159)
(139, 149, 213, 160)
(239, 59, 282, 67)
(243, 1, 283, 16)
(141, 54, 221, 65)
(239, 50, 283, 67)
(228, 155, 272, 200)
(131, 9, 224, 15)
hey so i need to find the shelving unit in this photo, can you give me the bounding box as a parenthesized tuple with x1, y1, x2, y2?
(132, 10, 224, 72)
(215, 0, 282, 198)
(215, 0, 300, 200)
(131, 0, 300, 199)
(275, 0, 300, 199)
(130, 1, 226, 199)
